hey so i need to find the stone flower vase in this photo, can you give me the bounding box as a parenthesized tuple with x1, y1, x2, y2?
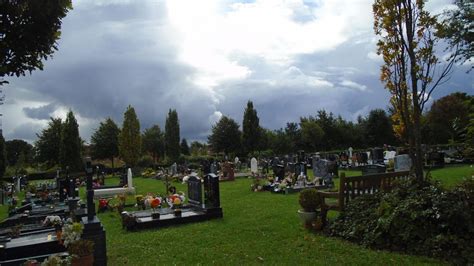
(54, 224, 62, 242)
(297, 209, 317, 227)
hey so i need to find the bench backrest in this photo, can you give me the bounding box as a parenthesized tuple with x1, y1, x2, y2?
(338, 171, 411, 209)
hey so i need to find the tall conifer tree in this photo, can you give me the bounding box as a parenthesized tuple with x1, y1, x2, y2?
(60, 110, 82, 171)
(242, 101, 261, 154)
(119, 105, 141, 167)
(165, 109, 180, 162)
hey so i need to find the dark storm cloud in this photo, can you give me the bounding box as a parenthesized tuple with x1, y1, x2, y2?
(23, 103, 58, 120)
(3, 0, 472, 144)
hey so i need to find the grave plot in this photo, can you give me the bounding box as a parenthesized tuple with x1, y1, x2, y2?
(94, 168, 136, 198)
(263, 154, 333, 194)
(121, 174, 223, 231)
(0, 159, 107, 265)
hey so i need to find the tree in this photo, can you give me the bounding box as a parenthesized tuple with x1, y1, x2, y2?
(373, 0, 457, 180)
(299, 117, 324, 152)
(91, 118, 120, 168)
(142, 125, 164, 163)
(0, 0, 72, 85)
(284, 122, 302, 152)
(242, 100, 261, 154)
(365, 109, 397, 146)
(164, 109, 180, 162)
(119, 105, 141, 167)
(0, 133, 6, 179)
(180, 138, 190, 156)
(5, 139, 33, 166)
(208, 116, 241, 155)
(423, 92, 472, 144)
(438, 0, 473, 72)
(35, 117, 62, 167)
(268, 129, 291, 155)
(59, 110, 82, 171)
(190, 141, 207, 156)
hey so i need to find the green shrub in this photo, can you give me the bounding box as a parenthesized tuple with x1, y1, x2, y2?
(137, 155, 154, 168)
(329, 178, 474, 264)
(298, 188, 321, 212)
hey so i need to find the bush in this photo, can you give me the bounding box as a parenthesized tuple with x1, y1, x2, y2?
(329, 178, 474, 264)
(137, 155, 154, 168)
(298, 188, 321, 212)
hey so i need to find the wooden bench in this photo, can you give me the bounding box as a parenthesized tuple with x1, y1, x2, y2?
(319, 171, 411, 221)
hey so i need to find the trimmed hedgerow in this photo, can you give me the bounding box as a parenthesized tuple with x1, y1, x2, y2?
(329, 178, 474, 265)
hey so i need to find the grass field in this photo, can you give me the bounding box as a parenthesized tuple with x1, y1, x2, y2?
(3, 165, 473, 265)
(97, 176, 444, 265)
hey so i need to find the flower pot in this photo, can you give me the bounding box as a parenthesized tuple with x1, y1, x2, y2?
(72, 254, 94, 266)
(174, 209, 182, 217)
(297, 209, 317, 226)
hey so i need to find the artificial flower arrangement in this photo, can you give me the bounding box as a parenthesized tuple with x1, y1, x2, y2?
(166, 192, 185, 209)
(61, 221, 95, 264)
(43, 215, 63, 228)
(250, 178, 263, 192)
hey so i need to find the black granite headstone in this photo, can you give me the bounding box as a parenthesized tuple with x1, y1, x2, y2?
(187, 176, 202, 208)
(204, 174, 220, 209)
(362, 164, 386, 175)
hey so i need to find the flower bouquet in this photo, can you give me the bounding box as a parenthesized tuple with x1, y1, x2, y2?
(62, 221, 94, 265)
(149, 195, 162, 219)
(43, 215, 64, 240)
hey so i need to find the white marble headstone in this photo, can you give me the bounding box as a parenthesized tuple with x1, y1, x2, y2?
(127, 168, 133, 187)
(250, 157, 258, 173)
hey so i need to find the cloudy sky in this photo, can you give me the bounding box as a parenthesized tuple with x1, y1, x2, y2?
(2, 0, 472, 144)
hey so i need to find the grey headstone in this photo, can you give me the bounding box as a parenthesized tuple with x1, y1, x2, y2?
(394, 154, 411, 172)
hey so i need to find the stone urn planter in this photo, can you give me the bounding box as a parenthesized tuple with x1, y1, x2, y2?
(298, 188, 322, 228)
(297, 209, 317, 225)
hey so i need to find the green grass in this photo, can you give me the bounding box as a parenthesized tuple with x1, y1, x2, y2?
(4, 165, 472, 264)
(97, 176, 441, 265)
(428, 164, 473, 188)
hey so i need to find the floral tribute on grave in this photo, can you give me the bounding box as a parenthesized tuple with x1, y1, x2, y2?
(121, 174, 223, 231)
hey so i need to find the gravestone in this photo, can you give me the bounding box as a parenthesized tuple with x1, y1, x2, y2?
(372, 148, 384, 164)
(204, 174, 221, 213)
(313, 156, 330, 185)
(201, 160, 211, 175)
(362, 164, 386, 175)
(250, 157, 258, 174)
(426, 151, 445, 168)
(210, 161, 217, 175)
(295, 162, 306, 176)
(170, 163, 178, 176)
(187, 176, 203, 208)
(82, 157, 107, 266)
(221, 162, 234, 180)
(348, 147, 353, 165)
(394, 154, 412, 172)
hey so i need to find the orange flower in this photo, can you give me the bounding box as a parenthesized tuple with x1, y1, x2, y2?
(151, 198, 161, 209)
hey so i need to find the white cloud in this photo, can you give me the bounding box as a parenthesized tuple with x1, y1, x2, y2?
(340, 80, 368, 91)
(166, 0, 373, 91)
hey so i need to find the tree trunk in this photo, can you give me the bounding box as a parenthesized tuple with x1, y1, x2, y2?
(111, 157, 114, 169)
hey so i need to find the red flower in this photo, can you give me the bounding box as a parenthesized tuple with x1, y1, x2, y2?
(151, 198, 160, 209)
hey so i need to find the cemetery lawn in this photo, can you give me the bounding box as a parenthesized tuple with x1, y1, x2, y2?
(428, 164, 473, 188)
(97, 176, 443, 265)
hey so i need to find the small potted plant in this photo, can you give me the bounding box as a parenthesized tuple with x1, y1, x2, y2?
(297, 188, 321, 228)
